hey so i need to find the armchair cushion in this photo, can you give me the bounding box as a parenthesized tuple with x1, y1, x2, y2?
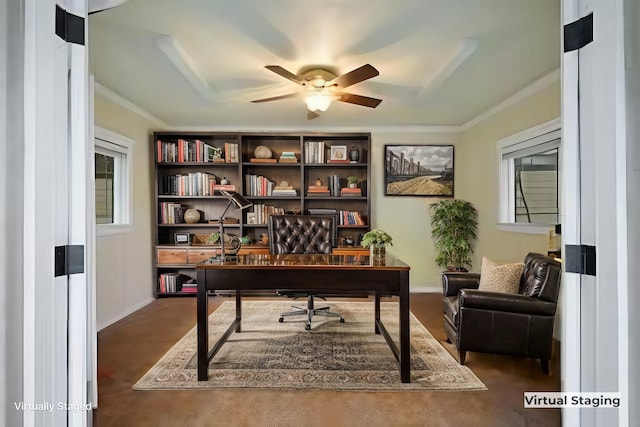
(459, 289, 557, 317)
(478, 257, 524, 294)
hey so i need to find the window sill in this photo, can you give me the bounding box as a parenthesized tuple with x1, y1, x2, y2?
(496, 223, 551, 235)
(97, 224, 134, 237)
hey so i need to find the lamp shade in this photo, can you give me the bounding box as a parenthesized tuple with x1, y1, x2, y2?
(305, 93, 332, 112)
(220, 190, 253, 210)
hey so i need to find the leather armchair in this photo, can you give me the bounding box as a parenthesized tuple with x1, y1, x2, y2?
(268, 215, 344, 330)
(442, 253, 562, 373)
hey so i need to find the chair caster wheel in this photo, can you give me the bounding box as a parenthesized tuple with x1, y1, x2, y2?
(279, 317, 284, 323)
(305, 324, 311, 331)
(340, 318, 345, 323)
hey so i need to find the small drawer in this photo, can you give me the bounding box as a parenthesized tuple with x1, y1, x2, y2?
(156, 248, 187, 265)
(188, 248, 220, 264)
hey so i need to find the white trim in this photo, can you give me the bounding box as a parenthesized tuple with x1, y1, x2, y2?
(94, 82, 168, 127)
(96, 224, 134, 237)
(461, 69, 561, 131)
(94, 126, 134, 230)
(496, 118, 561, 228)
(496, 223, 553, 235)
(163, 124, 461, 134)
(97, 297, 155, 331)
(496, 118, 561, 149)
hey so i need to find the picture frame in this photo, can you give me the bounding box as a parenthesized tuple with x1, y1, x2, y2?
(174, 232, 191, 244)
(246, 212, 257, 224)
(384, 145, 454, 196)
(329, 145, 348, 162)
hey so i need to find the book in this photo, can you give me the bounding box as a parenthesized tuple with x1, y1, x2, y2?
(250, 158, 278, 163)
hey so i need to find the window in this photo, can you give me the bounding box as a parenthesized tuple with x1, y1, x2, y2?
(94, 127, 134, 234)
(497, 119, 560, 233)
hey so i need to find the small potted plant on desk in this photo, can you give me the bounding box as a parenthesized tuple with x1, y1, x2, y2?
(429, 199, 478, 272)
(361, 229, 393, 263)
(347, 176, 358, 189)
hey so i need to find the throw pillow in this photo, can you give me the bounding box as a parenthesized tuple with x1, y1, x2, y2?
(478, 257, 524, 294)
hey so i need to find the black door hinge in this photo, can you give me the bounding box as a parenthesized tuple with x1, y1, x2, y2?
(55, 5, 85, 45)
(564, 244, 596, 276)
(55, 245, 85, 277)
(564, 13, 593, 52)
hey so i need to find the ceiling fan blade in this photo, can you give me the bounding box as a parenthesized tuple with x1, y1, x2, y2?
(264, 66, 303, 85)
(251, 93, 299, 103)
(307, 110, 320, 120)
(337, 92, 383, 108)
(328, 64, 379, 88)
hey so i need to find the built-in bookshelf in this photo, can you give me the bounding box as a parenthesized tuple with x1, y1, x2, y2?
(153, 131, 371, 297)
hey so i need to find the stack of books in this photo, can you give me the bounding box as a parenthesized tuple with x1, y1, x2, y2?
(272, 184, 297, 197)
(340, 187, 362, 197)
(307, 185, 330, 196)
(211, 183, 236, 193)
(278, 151, 298, 163)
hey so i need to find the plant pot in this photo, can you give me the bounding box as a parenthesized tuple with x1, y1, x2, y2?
(348, 183, 357, 189)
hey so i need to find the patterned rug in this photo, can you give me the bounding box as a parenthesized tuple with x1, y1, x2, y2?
(133, 301, 486, 391)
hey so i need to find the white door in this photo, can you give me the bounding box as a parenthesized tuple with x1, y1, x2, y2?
(562, 0, 630, 426)
(23, 0, 90, 425)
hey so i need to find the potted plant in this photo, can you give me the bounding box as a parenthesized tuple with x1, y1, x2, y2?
(429, 199, 478, 271)
(361, 229, 393, 260)
(347, 176, 358, 189)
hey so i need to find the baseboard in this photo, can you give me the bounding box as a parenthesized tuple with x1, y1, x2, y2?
(98, 297, 155, 331)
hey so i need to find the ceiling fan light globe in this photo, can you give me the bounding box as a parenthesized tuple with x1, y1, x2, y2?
(306, 94, 332, 112)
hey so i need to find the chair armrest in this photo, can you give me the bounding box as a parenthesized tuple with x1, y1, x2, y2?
(459, 289, 557, 316)
(442, 272, 480, 297)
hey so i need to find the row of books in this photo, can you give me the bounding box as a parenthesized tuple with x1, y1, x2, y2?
(304, 141, 326, 163)
(157, 139, 220, 163)
(159, 273, 196, 293)
(160, 172, 216, 196)
(245, 174, 276, 196)
(307, 208, 366, 226)
(223, 142, 239, 163)
(247, 204, 285, 225)
(159, 202, 185, 224)
(338, 210, 366, 225)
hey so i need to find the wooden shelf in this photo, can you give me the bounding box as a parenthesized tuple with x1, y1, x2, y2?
(152, 131, 371, 297)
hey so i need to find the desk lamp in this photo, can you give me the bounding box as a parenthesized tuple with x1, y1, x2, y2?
(217, 190, 253, 261)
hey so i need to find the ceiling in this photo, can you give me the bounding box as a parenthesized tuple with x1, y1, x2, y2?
(88, 0, 560, 129)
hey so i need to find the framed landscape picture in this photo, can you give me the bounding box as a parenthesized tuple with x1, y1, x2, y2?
(384, 145, 454, 196)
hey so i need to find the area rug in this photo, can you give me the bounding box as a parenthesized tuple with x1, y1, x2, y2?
(133, 301, 486, 391)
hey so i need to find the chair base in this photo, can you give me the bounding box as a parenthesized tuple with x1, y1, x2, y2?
(279, 295, 344, 330)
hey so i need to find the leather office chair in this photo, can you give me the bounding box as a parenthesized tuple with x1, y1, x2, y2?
(442, 253, 562, 373)
(268, 214, 345, 330)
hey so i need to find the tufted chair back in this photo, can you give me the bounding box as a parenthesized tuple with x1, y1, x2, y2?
(518, 252, 562, 303)
(268, 215, 336, 255)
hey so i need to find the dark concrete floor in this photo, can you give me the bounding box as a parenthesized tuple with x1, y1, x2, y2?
(94, 293, 561, 427)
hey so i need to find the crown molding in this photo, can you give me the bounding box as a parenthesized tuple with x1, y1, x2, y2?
(162, 124, 460, 134)
(94, 82, 168, 127)
(460, 68, 560, 131)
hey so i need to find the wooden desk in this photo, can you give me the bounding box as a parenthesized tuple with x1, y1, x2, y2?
(196, 254, 411, 382)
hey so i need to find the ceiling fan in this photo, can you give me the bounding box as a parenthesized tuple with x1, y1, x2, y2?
(251, 64, 382, 119)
